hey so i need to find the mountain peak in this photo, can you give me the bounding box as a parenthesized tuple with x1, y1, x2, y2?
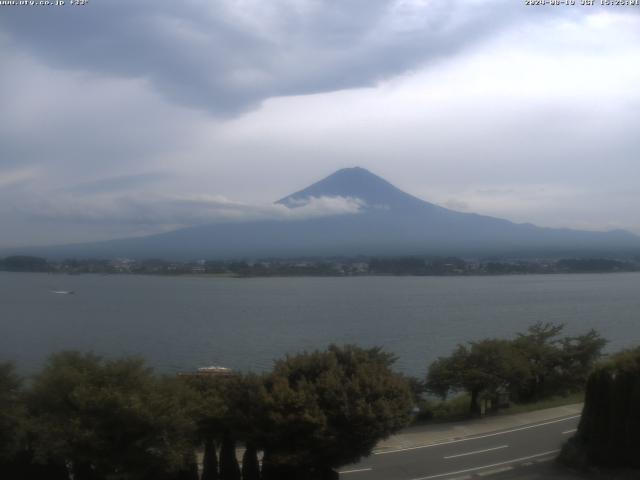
(277, 167, 431, 210)
(333, 166, 375, 176)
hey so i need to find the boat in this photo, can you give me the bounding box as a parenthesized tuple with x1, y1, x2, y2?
(51, 290, 75, 295)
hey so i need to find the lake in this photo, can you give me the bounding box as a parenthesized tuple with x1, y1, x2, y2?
(1, 272, 639, 377)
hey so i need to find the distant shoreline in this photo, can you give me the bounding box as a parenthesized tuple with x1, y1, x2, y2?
(2, 254, 638, 278)
(1, 270, 639, 279)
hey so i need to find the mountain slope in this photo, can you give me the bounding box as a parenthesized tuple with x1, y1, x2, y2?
(8, 168, 640, 259)
(278, 166, 434, 212)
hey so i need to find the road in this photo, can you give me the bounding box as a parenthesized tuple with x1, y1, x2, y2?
(339, 414, 580, 480)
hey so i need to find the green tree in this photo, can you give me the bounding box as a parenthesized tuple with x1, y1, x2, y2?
(557, 329, 607, 393)
(426, 340, 530, 415)
(218, 374, 267, 480)
(182, 372, 267, 480)
(181, 372, 241, 480)
(170, 451, 199, 480)
(260, 345, 412, 479)
(427, 323, 607, 415)
(201, 437, 219, 480)
(241, 443, 260, 480)
(512, 323, 606, 401)
(0, 363, 25, 463)
(561, 347, 640, 469)
(219, 433, 241, 480)
(27, 351, 197, 480)
(0, 362, 49, 479)
(512, 322, 565, 401)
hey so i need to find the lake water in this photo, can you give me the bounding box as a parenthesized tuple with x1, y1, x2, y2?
(1, 272, 639, 377)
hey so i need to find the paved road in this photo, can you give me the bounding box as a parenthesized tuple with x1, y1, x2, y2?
(339, 414, 580, 480)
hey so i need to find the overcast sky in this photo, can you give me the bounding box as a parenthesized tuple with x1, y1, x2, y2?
(1, 0, 639, 248)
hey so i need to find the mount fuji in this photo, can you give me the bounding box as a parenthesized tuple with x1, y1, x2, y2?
(12, 167, 640, 259)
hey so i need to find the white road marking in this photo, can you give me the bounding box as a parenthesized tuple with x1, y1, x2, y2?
(477, 466, 513, 476)
(409, 449, 560, 480)
(562, 428, 577, 435)
(338, 468, 373, 474)
(444, 445, 508, 459)
(375, 415, 580, 456)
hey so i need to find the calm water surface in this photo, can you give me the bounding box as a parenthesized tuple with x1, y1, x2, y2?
(1, 272, 639, 377)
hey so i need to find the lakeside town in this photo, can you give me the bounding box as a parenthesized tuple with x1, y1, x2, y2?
(1, 254, 639, 277)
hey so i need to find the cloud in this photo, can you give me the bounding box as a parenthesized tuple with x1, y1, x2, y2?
(15, 191, 366, 229)
(429, 184, 640, 234)
(0, 167, 39, 189)
(0, 0, 554, 116)
(63, 173, 172, 195)
(443, 199, 469, 211)
(1, 1, 640, 247)
(0, 47, 207, 177)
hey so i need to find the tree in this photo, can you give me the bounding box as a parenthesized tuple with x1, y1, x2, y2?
(561, 347, 640, 469)
(170, 451, 199, 480)
(426, 340, 529, 415)
(512, 322, 565, 401)
(427, 323, 608, 415)
(201, 437, 219, 480)
(27, 351, 198, 480)
(557, 329, 607, 393)
(182, 372, 245, 480)
(424, 345, 467, 399)
(512, 323, 606, 401)
(0, 363, 25, 463)
(241, 443, 260, 480)
(0, 365, 70, 479)
(183, 371, 267, 480)
(260, 345, 413, 479)
(219, 433, 241, 480)
(217, 374, 267, 480)
(0, 362, 41, 479)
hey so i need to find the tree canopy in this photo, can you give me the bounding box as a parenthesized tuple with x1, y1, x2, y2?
(259, 345, 413, 478)
(27, 351, 198, 480)
(426, 323, 606, 414)
(562, 346, 640, 469)
(426, 340, 529, 414)
(0, 363, 26, 463)
(0, 329, 609, 479)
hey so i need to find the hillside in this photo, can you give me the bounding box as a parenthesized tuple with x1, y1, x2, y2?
(6, 168, 640, 260)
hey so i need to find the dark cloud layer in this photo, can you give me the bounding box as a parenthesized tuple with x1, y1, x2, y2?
(0, 0, 551, 116)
